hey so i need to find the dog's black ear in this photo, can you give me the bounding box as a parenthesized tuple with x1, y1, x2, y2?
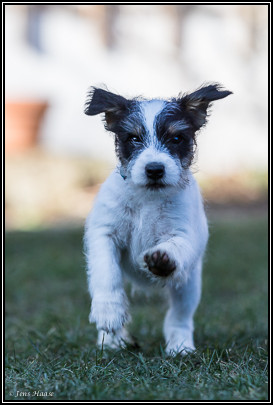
(85, 87, 131, 128)
(178, 83, 232, 130)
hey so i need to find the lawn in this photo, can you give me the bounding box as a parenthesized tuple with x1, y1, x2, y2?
(5, 215, 268, 401)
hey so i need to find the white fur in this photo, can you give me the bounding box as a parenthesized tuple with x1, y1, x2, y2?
(130, 146, 181, 188)
(84, 172, 208, 355)
(140, 99, 166, 142)
(84, 100, 209, 355)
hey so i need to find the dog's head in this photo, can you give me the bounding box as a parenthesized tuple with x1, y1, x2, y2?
(85, 84, 232, 191)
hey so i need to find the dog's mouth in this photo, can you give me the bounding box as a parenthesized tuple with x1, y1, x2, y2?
(145, 182, 166, 190)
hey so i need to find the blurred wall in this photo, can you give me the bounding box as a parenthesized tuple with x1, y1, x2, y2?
(5, 4, 268, 175)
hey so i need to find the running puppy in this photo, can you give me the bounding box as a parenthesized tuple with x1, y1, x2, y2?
(84, 84, 232, 355)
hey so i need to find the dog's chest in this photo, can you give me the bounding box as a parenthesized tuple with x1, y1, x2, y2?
(114, 197, 175, 253)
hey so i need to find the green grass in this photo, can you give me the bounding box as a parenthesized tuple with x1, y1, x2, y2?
(5, 216, 268, 401)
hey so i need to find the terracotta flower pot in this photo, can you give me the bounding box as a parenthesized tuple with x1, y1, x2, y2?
(5, 100, 48, 154)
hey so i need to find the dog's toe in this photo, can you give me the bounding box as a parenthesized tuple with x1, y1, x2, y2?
(144, 250, 176, 277)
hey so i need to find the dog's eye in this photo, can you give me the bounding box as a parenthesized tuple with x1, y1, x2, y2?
(170, 134, 183, 144)
(127, 134, 141, 143)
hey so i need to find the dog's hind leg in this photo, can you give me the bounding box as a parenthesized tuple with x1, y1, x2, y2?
(163, 258, 202, 356)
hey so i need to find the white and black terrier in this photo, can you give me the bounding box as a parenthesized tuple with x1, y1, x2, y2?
(84, 83, 232, 355)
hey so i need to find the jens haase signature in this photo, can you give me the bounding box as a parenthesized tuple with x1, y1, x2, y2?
(10, 390, 54, 398)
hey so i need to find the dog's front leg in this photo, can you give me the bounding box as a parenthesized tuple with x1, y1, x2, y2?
(141, 234, 203, 286)
(85, 232, 130, 336)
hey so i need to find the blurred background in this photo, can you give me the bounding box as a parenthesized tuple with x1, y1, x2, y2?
(5, 7, 269, 399)
(5, 4, 268, 229)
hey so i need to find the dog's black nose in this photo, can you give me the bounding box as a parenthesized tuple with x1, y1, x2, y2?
(145, 162, 165, 180)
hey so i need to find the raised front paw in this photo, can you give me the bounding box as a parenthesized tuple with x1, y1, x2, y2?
(144, 250, 176, 277)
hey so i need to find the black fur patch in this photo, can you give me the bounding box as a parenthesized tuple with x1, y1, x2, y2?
(177, 83, 232, 130)
(85, 87, 133, 130)
(155, 83, 232, 168)
(155, 104, 196, 168)
(112, 105, 147, 165)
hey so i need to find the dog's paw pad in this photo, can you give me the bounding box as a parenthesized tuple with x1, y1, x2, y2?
(144, 250, 176, 277)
